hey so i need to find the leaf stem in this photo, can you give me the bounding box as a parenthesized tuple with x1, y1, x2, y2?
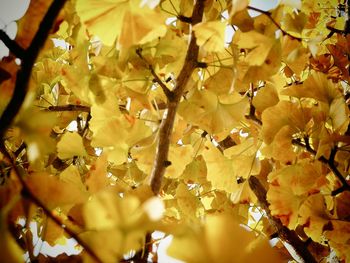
(248, 176, 317, 263)
(149, 0, 206, 194)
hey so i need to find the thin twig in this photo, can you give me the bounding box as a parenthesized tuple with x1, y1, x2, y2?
(0, 30, 25, 58)
(46, 105, 91, 112)
(0, 143, 103, 263)
(135, 48, 174, 100)
(248, 176, 317, 263)
(247, 6, 302, 41)
(292, 138, 350, 195)
(149, 0, 206, 194)
(0, 0, 67, 141)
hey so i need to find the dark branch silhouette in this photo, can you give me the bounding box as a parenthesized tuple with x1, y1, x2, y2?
(0, 0, 67, 141)
(0, 30, 25, 58)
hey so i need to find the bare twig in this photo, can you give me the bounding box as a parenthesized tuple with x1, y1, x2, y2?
(149, 0, 206, 194)
(0, 0, 67, 141)
(135, 48, 174, 100)
(0, 143, 103, 263)
(249, 176, 317, 263)
(247, 6, 302, 41)
(0, 30, 25, 58)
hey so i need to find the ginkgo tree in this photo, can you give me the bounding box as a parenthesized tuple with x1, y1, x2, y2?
(0, 0, 349, 262)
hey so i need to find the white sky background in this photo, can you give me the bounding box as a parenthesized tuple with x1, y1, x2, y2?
(0, 0, 278, 262)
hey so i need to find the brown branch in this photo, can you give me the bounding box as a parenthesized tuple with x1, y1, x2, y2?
(292, 138, 350, 195)
(0, 30, 25, 58)
(133, 232, 153, 262)
(149, 0, 206, 194)
(0, 0, 67, 142)
(46, 105, 91, 112)
(0, 143, 103, 263)
(248, 176, 317, 263)
(247, 6, 302, 41)
(135, 48, 174, 100)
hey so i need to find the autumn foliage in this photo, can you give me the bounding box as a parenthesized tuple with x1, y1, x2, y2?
(0, 0, 349, 262)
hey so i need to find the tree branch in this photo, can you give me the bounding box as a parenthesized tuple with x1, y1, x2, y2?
(326, 25, 346, 35)
(0, 0, 67, 142)
(177, 15, 192, 23)
(149, 0, 206, 194)
(292, 138, 350, 195)
(0, 30, 25, 58)
(135, 47, 174, 100)
(247, 6, 302, 41)
(0, 143, 103, 263)
(248, 176, 317, 263)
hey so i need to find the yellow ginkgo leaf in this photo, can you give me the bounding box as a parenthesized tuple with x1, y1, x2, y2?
(26, 172, 88, 209)
(176, 183, 203, 220)
(193, 20, 226, 53)
(81, 190, 161, 261)
(0, 196, 24, 263)
(168, 214, 282, 263)
(131, 141, 193, 179)
(57, 132, 87, 159)
(282, 11, 307, 35)
(77, 0, 165, 47)
(165, 145, 194, 179)
(261, 100, 311, 144)
(60, 165, 88, 195)
(233, 30, 276, 66)
(281, 72, 341, 103)
(118, 9, 166, 49)
(298, 194, 330, 243)
(202, 141, 238, 193)
(267, 161, 325, 228)
(328, 97, 349, 134)
(178, 89, 249, 134)
(252, 84, 279, 113)
(76, 0, 130, 46)
(85, 153, 110, 194)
